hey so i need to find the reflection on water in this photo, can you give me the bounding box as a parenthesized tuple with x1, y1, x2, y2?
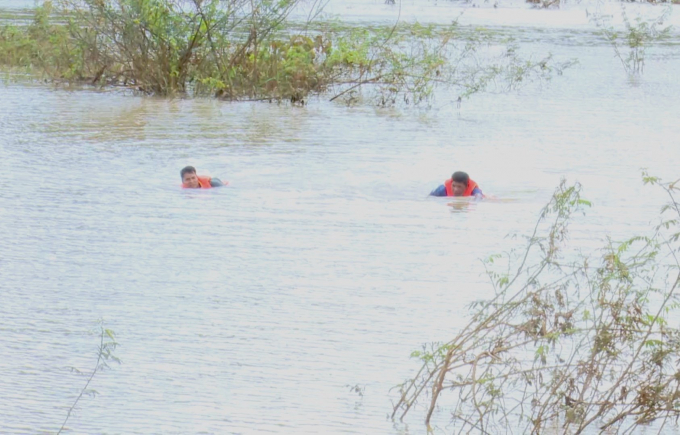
(1, 3, 680, 434)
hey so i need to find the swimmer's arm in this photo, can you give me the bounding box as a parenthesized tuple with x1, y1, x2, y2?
(210, 178, 229, 187)
(472, 187, 484, 200)
(429, 185, 447, 197)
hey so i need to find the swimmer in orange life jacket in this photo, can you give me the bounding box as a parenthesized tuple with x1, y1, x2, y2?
(430, 171, 483, 199)
(181, 166, 228, 189)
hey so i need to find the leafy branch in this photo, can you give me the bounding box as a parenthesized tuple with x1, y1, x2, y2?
(392, 176, 680, 434)
(57, 323, 119, 434)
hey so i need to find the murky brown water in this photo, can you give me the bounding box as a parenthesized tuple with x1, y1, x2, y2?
(1, 1, 680, 433)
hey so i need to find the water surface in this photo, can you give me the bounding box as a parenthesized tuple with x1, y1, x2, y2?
(1, 2, 680, 433)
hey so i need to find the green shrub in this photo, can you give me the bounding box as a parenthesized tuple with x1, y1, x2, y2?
(0, 0, 573, 105)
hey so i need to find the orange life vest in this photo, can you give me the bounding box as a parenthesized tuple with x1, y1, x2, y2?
(444, 178, 479, 197)
(182, 175, 213, 189)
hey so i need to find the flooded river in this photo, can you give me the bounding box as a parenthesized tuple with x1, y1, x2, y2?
(1, 0, 680, 433)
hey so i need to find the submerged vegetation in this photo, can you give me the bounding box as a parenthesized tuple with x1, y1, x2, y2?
(0, 0, 573, 105)
(592, 7, 672, 76)
(527, 0, 679, 9)
(59, 323, 119, 434)
(392, 176, 680, 433)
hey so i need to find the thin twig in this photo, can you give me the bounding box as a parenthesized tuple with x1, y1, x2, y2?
(57, 326, 105, 435)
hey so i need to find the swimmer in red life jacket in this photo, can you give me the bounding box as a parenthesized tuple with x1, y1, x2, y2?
(430, 171, 483, 199)
(181, 166, 228, 189)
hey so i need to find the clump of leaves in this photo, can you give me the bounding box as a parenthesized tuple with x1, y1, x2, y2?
(392, 176, 680, 434)
(525, 0, 561, 10)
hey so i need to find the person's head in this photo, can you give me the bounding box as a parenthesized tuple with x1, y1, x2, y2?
(450, 171, 470, 196)
(181, 166, 199, 188)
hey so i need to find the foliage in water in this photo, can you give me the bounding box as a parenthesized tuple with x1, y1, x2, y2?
(527, 0, 678, 8)
(592, 7, 672, 76)
(392, 176, 680, 433)
(0, 0, 573, 105)
(58, 322, 120, 434)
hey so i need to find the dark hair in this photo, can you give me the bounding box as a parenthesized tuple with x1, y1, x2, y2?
(180, 166, 197, 179)
(451, 171, 469, 185)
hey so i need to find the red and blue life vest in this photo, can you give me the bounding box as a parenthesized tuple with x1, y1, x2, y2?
(444, 178, 479, 197)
